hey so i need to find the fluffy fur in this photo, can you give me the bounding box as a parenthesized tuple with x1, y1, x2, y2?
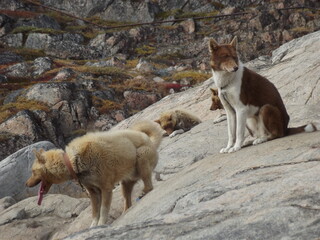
(26, 120, 163, 227)
(208, 36, 320, 153)
(155, 109, 201, 137)
(210, 88, 224, 111)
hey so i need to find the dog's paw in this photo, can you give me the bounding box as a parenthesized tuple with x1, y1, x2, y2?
(90, 219, 99, 228)
(253, 138, 267, 145)
(169, 129, 184, 138)
(228, 146, 241, 153)
(136, 193, 146, 202)
(213, 115, 227, 124)
(220, 147, 230, 153)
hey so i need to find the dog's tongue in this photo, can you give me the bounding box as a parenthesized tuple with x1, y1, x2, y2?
(37, 181, 45, 205)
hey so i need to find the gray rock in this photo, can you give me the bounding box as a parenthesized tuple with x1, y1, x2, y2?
(25, 82, 74, 106)
(0, 196, 16, 212)
(0, 74, 8, 83)
(15, 14, 61, 30)
(6, 62, 30, 77)
(3, 89, 24, 104)
(98, 0, 161, 23)
(42, 0, 114, 18)
(24, 33, 59, 50)
(0, 0, 24, 10)
(0, 33, 23, 47)
(0, 141, 86, 200)
(32, 57, 53, 76)
(0, 13, 13, 37)
(0, 110, 44, 143)
(0, 194, 90, 240)
(46, 40, 101, 59)
(0, 51, 23, 65)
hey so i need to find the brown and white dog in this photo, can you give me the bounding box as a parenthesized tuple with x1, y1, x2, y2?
(208, 37, 320, 153)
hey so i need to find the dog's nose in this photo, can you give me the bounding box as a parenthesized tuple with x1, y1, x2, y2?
(233, 66, 238, 72)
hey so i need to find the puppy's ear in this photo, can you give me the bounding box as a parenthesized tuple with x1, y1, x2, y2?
(33, 148, 46, 164)
(210, 88, 218, 96)
(154, 119, 161, 125)
(230, 36, 238, 48)
(209, 39, 219, 53)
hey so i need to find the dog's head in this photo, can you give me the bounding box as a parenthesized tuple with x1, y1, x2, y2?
(26, 149, 53, 194)
(210, 88, 223, 111)
(155, 112, 177, 135)
(208, 36, 239, 73)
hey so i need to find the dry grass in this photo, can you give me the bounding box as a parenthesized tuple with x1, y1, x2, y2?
(169, 71, 211, 85)
(11, 26, 65, 35)
(0, 9, 38, 18)
(0, 98, 50, 123)
(135, 45, 156, 56)
(10, 48, 46, 61)
(91, 96, 123, 114)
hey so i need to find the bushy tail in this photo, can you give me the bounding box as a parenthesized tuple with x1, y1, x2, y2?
(130, 120, 163, 149)
(287, 122, 320, 135)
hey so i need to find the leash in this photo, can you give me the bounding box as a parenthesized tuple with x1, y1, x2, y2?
(63, 152, 88, 195)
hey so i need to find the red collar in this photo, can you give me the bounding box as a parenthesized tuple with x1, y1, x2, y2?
(63, 152, 78, 180)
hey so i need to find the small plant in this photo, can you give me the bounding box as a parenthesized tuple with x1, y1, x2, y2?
(135, 45, 156, 56)
(169, 71, 211, 85)
(125, 59, 139, 68)
(290, 27, 311, 33)
(91, 96, 122, 114)
(11, 48, 46, 60)
(70, 65, 131, 79)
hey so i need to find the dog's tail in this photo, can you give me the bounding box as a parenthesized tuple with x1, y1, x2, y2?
(287, 122, 320, 135)
(130, 120, 163, 149)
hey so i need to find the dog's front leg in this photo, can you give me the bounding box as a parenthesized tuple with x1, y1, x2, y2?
(87, 187, 101, 227)
(97, 189, 112, 226)
(220, 104, 236, 153)
(228, 108, 247, 153)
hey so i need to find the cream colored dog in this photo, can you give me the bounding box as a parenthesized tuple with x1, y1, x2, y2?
(155, 109, 201, 137)
(26, 120, 163, 227)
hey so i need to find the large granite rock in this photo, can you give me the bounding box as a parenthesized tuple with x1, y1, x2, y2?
(0, 141, 85, 201)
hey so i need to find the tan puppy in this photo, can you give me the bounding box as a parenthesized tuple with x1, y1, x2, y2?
(155, 109, 201, 137)
(210, 88, 223, 111)
(26, 120, 163, 227)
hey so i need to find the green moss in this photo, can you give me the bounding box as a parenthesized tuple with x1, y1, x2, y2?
(169, 71, 211, 84)
(10, 47, 46, 61)
(11, 26, 65, 35)
(135, 45, 156, 56)
(155, 9, 183, 19)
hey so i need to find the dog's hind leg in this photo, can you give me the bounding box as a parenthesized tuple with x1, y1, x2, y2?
(253, 104, 284, 145)
(98, 188, 113, 226)
(136, 148, 154, 198)
(121, 180, 137, 211)
(87, 187, 101, 227)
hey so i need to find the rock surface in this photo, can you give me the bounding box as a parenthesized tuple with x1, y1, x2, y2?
(0, 141, 85, 201)
(0, 13, 320, 240)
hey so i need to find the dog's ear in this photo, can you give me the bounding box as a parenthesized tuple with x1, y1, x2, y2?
(210, 88, 218, 96)
(208, 39, 219, 53)
(230, 36, 238, 48)
(154, 119, 161, 125)
(33, 148, 46, 164)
